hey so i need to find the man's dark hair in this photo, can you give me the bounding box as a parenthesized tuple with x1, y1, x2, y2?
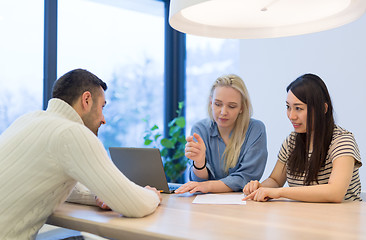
(52, 68, 107, 105)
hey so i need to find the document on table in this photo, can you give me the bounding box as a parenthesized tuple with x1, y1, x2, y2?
(192, 193, 246, 205)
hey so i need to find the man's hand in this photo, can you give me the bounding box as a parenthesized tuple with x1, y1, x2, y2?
(145, 185, 162, 203)
(95, 197, 111, 210)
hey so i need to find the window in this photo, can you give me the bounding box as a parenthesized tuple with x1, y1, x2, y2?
(186, 36, 240, 133)
(0, 0, 43, 133)
(58, 0, 164, 149)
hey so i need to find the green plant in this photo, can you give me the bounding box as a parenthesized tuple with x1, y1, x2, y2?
(143, 102, 188, 183)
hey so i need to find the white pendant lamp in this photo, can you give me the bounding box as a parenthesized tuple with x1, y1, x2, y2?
(169, 0, 366, 39)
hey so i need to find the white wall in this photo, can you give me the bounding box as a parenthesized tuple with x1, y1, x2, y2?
(239, 14, 366, 187)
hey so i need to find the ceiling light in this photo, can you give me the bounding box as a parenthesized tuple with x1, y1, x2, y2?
(169, 0, 366, 39)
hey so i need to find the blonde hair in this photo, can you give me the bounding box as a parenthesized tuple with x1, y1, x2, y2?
(208, 74, 253, 173)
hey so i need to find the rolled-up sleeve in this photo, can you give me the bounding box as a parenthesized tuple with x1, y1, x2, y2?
(188, 122, 212, 182)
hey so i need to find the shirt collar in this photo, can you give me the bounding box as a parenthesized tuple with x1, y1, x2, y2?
(209, 119, 235, 139)
(46, 98, 84, 125)
(209, 120, 220, 137)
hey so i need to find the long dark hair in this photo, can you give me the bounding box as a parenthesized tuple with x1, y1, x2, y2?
(286, 73, 334, 185)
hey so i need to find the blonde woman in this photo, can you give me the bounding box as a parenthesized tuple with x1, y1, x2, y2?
(175, 74, 268, 194)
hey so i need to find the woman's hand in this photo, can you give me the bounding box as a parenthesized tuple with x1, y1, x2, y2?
(185, 133, 206, 168)
(175, 181, 211, 194)
(243, 187, 281, 202)
(243, 180, 262, 196)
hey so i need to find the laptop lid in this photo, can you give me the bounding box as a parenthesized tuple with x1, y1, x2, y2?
(109, 147, 173, 193)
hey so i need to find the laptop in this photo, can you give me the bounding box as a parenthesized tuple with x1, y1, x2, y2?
(109, 147, 182, 193)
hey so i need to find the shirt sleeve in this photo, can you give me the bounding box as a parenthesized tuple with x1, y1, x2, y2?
(278, 135, 291, 164)
(57, 125, 160, 218)
(219, 120, 268, 191)
(188, 121, 211, 182)
(328, 131, 362, 168)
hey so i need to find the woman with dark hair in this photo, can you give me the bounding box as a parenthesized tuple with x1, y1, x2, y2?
(243, 73, 362, 202)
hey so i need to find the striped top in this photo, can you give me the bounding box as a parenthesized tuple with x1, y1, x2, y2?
(0, 99, 160, 240)
(278, 125, 362, 201)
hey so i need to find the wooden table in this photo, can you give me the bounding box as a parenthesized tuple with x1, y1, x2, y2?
(47, 193, 366, 240)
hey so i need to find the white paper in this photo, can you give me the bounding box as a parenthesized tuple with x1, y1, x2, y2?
(192, 193, 246, 205)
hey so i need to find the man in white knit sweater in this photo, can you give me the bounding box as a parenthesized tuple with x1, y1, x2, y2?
(0, 69, 161, 240)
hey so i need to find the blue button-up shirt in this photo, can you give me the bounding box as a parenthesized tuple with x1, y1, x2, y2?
(189, 118, 268, 191)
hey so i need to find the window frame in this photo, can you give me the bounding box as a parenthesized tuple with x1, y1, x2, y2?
(43, 0, 186, 138)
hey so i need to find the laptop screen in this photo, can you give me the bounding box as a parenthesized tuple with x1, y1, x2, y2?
(109, 147, 172, 193)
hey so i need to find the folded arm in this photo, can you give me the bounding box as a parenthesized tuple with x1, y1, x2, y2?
(244, 156, 355, 203)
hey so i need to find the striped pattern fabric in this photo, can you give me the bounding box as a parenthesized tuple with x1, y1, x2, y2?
(0, 99, 160, 240)
(278, 125, 362, 201)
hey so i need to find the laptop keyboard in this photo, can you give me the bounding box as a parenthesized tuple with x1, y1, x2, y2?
(168, 183, 183, 191)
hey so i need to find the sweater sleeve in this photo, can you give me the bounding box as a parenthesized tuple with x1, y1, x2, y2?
(66, 182, 97, 206)
(57, 125, 160, 218)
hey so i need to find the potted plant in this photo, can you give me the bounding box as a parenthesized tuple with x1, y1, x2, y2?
(143, 102, 188, 183)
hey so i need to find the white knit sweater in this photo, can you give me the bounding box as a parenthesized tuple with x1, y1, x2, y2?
(0, 99, 160, 240)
